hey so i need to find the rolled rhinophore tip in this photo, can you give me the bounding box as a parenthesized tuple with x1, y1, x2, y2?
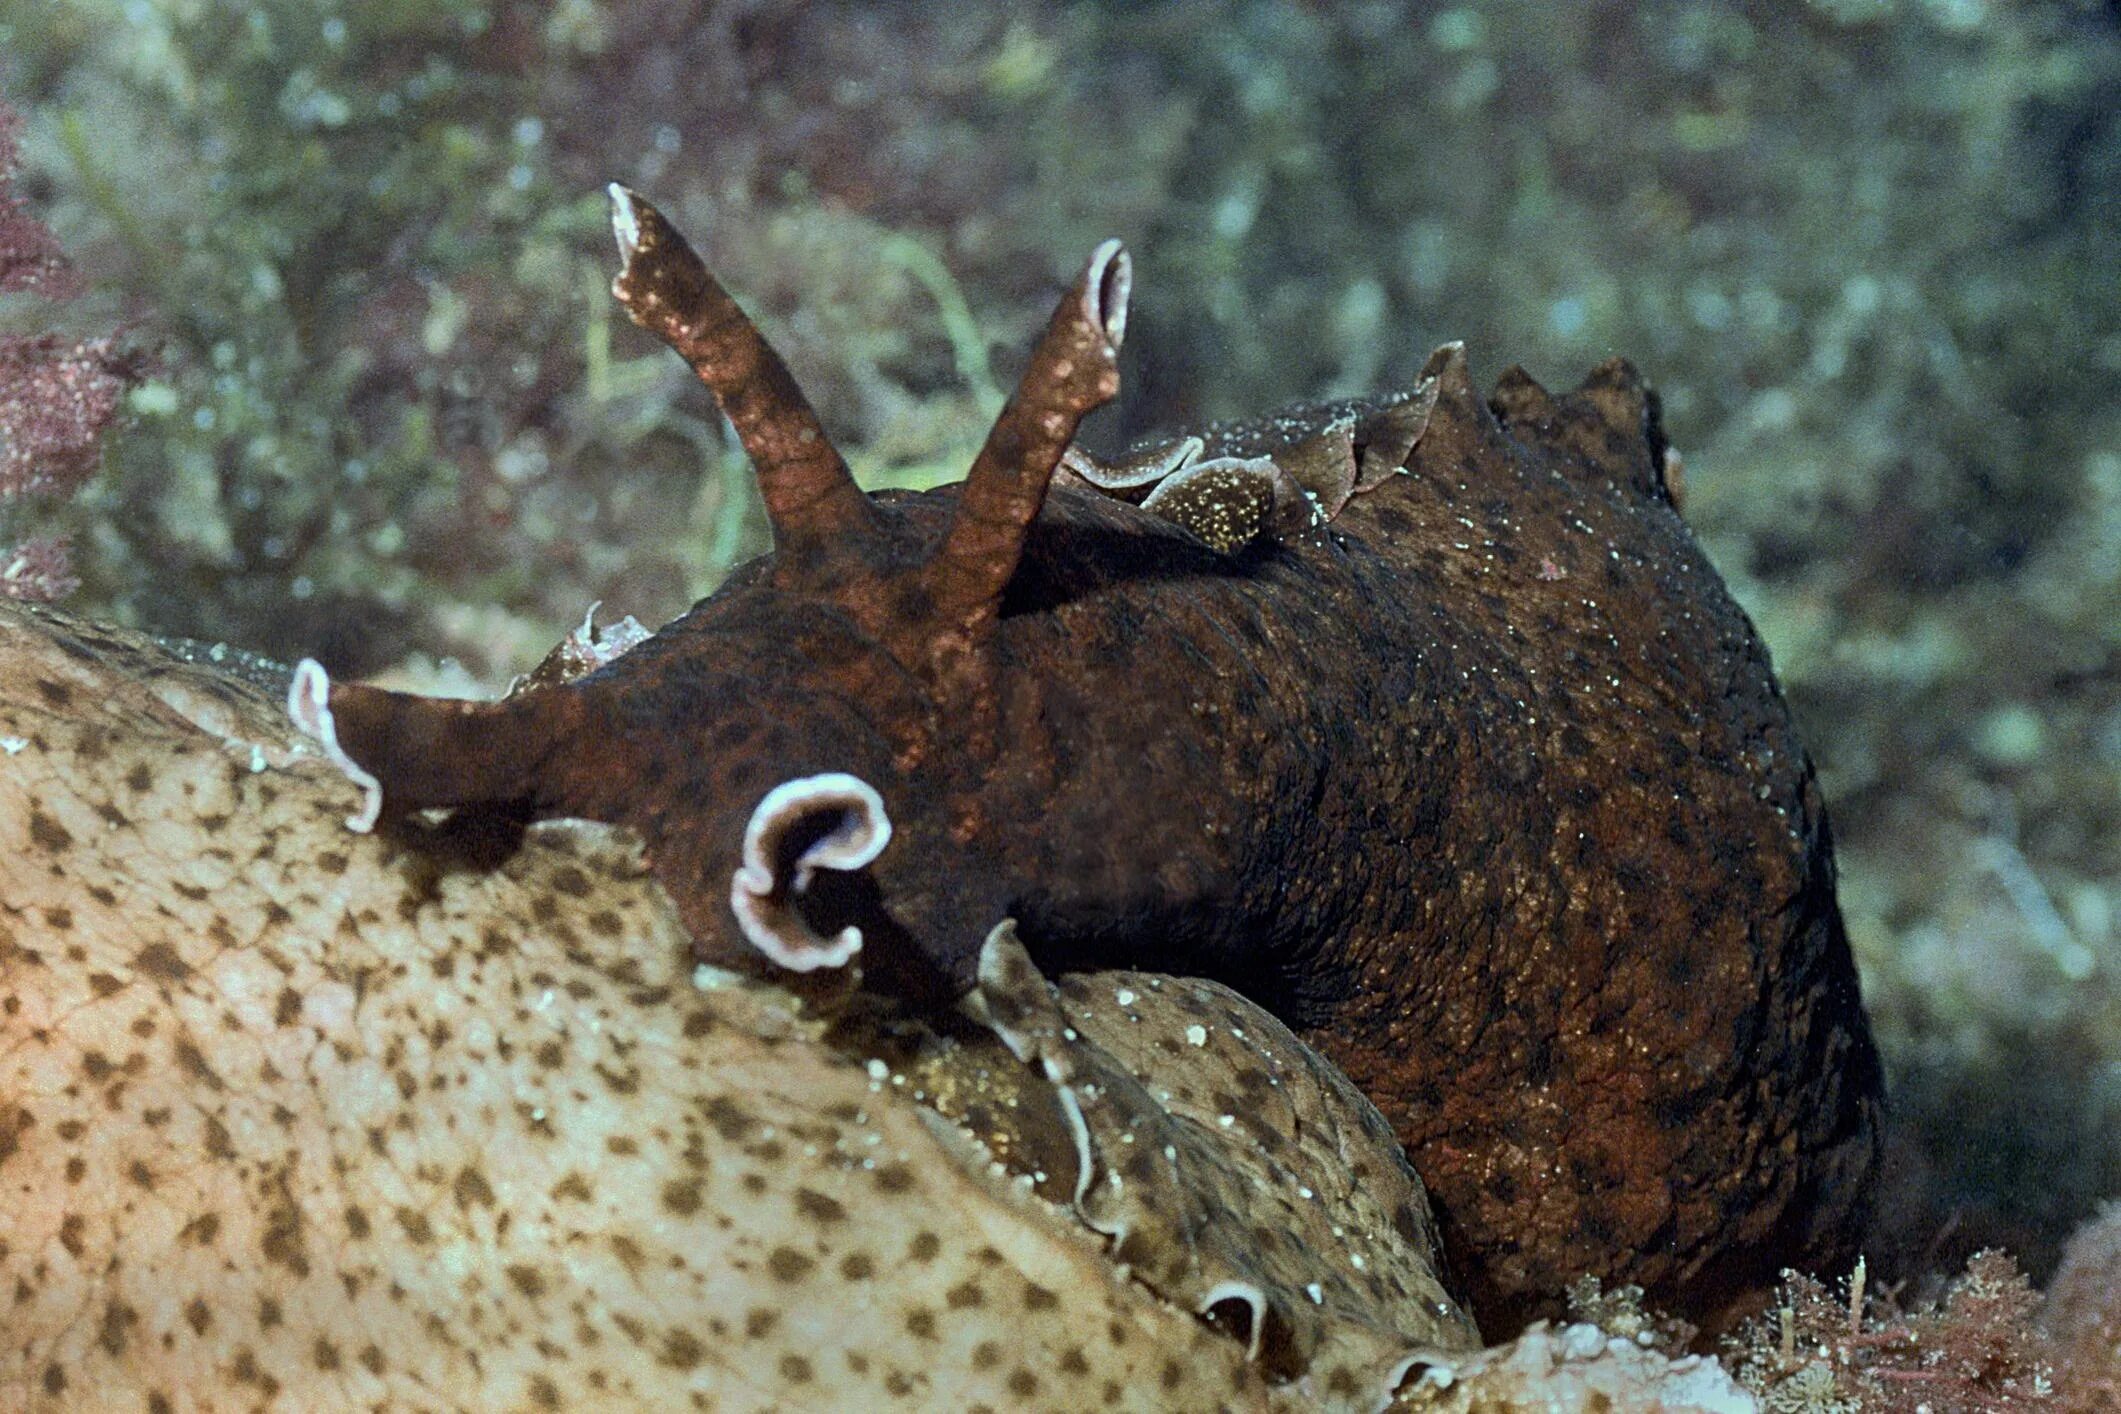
(1083, 238, 1131, 350)
(606, 182, 644, 257)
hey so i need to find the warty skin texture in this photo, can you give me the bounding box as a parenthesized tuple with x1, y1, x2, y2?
(307, 190, 1884, 1333)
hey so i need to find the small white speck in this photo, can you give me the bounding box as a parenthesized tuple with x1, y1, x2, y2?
(1218, 1114, 1235, 1128)
(0, 737, 26, 755)
(530, 1108, 545, 1122)
(1306, 1283, 1324, 1304)
(1298, 1186, 1314, 1200)
(1062, 1027, 1078, 1041)
(534, 988, 556, 1012)
(866, 1058, 889, 1081)
(1351, 1253, 1366, 1270)
(1163, 1145, 1177, 1161)
(248, 744, 268, 773)
(1185, 1025, 1208, 1047)
(1115, 988, 1136, 1007)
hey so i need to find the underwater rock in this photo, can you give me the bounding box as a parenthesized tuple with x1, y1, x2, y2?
(0, 602, 1478, 1410)
(1394, 1321, 1757, 1412)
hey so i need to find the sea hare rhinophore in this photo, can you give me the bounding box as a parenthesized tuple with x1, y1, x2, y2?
(288, 186, 1883, 1329)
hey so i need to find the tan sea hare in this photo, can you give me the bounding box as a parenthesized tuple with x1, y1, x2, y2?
(0, 602, 1485, 1409)
(293, 188, 1883, 1329)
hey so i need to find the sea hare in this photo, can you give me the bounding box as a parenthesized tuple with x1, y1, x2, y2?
(284, 187, 1883, 1329)
(0, 602, 1483, 1408)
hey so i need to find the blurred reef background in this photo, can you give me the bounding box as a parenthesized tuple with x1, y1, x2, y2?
(1, 0, 2117, 1296)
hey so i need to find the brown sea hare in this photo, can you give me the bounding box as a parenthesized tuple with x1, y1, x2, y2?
(0, 602, 1480, 1408)
(288, 187, 1882, 1330)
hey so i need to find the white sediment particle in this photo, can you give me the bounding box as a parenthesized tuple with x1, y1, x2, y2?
(0, 737, 26, 754)
(1306, 1283, 1324, 1305)
(1185, 1024, 1208, 1047)
(1115, 988, 1136, 1007)
(1218, 1114, 1235, 1128)
(866, 1058, 889, 1081)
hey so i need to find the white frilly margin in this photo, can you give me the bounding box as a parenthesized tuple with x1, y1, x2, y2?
(286, 658, 382, 834)
(728, 772, 892, 972)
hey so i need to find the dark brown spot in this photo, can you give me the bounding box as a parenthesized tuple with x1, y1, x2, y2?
(745, 1307, 778, 1338)
(610, 1234, 647, 1273)
(766, 1246, 814, 1282)
(700, 1094, 755, 1142)
(452, 1165, 496, 1210)
(97, 1299, 137, 1356)
(780, 1353, 813, 1384)
(133, 942, 190, 983)
(506, 1264, 545, 1299)
(28, 808, 71, 854)
(659, 1328, 705, 1370)
(173, 1038, 223, 1090)
(793, 1187, 845, 1224)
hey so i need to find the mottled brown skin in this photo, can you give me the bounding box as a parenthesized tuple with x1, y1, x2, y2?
(312, 191, 1883, 1333)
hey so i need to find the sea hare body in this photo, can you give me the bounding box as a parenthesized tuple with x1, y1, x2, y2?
(296, 190, 1883, 1329)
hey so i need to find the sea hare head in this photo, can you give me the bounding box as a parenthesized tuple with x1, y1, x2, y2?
(287, 187, 1141, 996)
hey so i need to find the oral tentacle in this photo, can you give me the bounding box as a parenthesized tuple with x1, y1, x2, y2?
(728, 772, 894, 972)
(288, 660, 588, 825)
